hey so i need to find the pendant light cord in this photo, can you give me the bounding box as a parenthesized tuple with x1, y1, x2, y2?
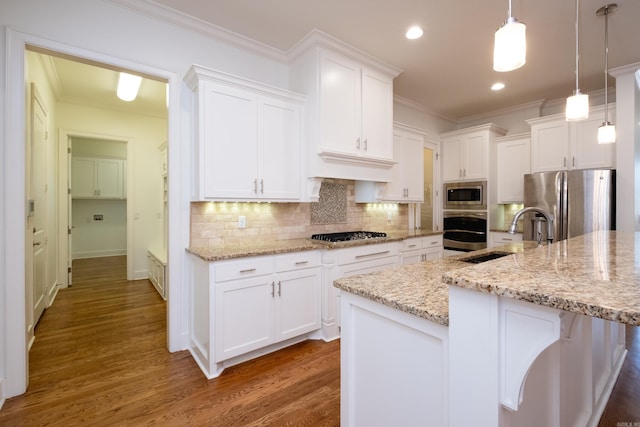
(574, 0, 580, 93)
(604, 5, 609, 121)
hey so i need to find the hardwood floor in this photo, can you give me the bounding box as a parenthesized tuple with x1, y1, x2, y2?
(0, 256, 340, 426)
(0, 255, 637, 426)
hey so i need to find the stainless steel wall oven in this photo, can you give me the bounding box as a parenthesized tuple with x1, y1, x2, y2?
(443, 211, 487, 252)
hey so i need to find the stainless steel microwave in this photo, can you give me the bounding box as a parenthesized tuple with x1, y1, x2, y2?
(443, 181, 487, 210)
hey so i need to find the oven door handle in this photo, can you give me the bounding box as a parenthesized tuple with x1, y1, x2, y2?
(444, 229, 486, 235)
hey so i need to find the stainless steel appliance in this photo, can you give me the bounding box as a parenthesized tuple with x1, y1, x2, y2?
(443, 211, 487, 252)
(443, 181, 487, 210)
(522, 169, 615, 242)
(311, 231, 387, 243)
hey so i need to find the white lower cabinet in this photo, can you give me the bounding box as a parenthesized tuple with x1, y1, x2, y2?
(320, 242, 400, 341)
(147, 248, 166, 299)
(400, 235, 443, 265)
(189, 251, 321, 379)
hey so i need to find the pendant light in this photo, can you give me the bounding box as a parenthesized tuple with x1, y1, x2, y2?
(596, 4, 617, 144)
(493, 0, 526, 72)
(566, 0, 589, 121)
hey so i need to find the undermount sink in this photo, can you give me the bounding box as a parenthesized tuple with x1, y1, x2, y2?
(459, 251, 514, 264)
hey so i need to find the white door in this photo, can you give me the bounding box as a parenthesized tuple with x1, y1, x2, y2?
(30, 85, 48, 328)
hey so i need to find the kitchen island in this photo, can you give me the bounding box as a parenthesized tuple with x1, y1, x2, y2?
(334, 231, 639, 427)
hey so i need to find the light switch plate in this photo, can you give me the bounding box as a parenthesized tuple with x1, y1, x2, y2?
(238, 216, 246, 228)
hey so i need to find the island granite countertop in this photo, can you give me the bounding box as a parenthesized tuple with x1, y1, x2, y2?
(187, 230, 443, 261)
(334, 231, 640, 327)
(444, 231, 640, 326)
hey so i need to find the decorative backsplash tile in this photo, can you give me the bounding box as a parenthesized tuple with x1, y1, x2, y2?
(310, 181, 347, 224)
(190, 180, 409, 248)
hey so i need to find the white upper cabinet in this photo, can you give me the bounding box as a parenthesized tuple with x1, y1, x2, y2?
(289, 30, 401, 190)
(495, 133, 531, 203)
(71, 157, 125, 199)
(441, 124, 507, 182)
(185, 65, 304, 202)
(528, 104, 616, 173)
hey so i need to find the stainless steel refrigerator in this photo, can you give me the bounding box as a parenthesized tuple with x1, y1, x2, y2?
(522, 169, 615, 242)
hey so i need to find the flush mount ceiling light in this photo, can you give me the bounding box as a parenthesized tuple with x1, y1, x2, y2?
(493, 0, 526, 72)
(596, 3, 617, 144)
(566, 0, 589, 121)
(405, 26, 424, 40)
(117, 72, 142, 102)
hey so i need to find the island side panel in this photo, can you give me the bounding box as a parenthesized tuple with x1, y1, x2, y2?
(340, 291, 448, 427)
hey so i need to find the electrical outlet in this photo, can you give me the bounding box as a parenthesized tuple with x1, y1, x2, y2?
(93, 214, 104, 222)
(387, 211, 393, 220)
(238, 216, 246, 228)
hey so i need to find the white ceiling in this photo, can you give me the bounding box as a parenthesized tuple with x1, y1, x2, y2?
(38, 0, 640, 121)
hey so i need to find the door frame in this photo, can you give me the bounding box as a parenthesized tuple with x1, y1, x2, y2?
(60, 130, 133, 283)
(4, 28, 184, 399)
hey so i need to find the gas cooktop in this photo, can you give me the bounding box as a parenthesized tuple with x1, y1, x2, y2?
(310, 231, 387, 243)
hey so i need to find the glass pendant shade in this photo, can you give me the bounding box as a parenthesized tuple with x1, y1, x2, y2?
(565, 91, 589, 121)
(493, 18, 526, 72)
(117, 72, 142, 102)
(597, 122, 616, 144)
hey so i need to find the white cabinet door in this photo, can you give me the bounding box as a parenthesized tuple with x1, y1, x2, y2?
(96, 158, 124, 198)
(215, 276, 275, 361)
(275, 268, 321, 341)
(71, 157, 97, 198)
(385, 128, 424, 202)
(320, 52, 361, 155)
(202, 82, 259, 199)
(572, 105, 616, 170)
(258, 97, 302, 200)
(490, 231, 523, 248)
(462, 133, 488, 180)
(497, 136, 531, 203)
(361, 67, 393, 160)
(530, 119, 569, 172)
(442, 138, 463, 182)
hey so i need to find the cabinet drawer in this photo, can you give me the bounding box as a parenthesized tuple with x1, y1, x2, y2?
(423, 235, 443, 249)
(275, 251, 321, 272)
(337, 242, 398, 266)
(214, 256, 274, 282)
(491, 232, 523, 246)
(401, 238, 422, 252)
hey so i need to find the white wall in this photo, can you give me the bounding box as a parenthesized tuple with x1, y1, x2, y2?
(72, 199, 127, 258)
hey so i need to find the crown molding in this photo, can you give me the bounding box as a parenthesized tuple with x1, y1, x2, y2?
(393, 95, 457, 124)
(35, 53, 63, 100)
(106, 0, 288, 63)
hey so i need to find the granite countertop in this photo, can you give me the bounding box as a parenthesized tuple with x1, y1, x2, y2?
(187, 230, 443, 261)
(333, 242, 528, 326)
(444, 231, 640, 326)
(335, 231, 640, 327)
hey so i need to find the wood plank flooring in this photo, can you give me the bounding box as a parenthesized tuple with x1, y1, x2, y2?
(0, 256, 340, 426)
(0, 255, 637, 426)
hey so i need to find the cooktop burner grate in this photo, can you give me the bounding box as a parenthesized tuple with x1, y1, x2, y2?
(310, 231, 387, 242)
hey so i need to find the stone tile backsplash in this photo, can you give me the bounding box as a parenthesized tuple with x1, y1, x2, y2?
(190, 180, 409, 247)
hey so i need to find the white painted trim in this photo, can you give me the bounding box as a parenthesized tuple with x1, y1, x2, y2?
(106, 0, 287, 62)
(4, 28, 186, 399)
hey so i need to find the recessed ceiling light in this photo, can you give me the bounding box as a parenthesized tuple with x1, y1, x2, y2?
(491, 82, 506, 91)
(406, 26, 424, 40)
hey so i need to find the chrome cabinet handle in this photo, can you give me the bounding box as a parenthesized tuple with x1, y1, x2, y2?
(363, 138, 368, 151)
(356, 137, 361, 149)
(253, 179, 258, 193)
(271, 281, 275, 298)
(239, 268, 256, 273)
(295, 261, 309, 265)
(278, 280, 281, 297)
(260, 179, 264, 194)
(563, 157, 567, 167)
(572, 156, 575, 168)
